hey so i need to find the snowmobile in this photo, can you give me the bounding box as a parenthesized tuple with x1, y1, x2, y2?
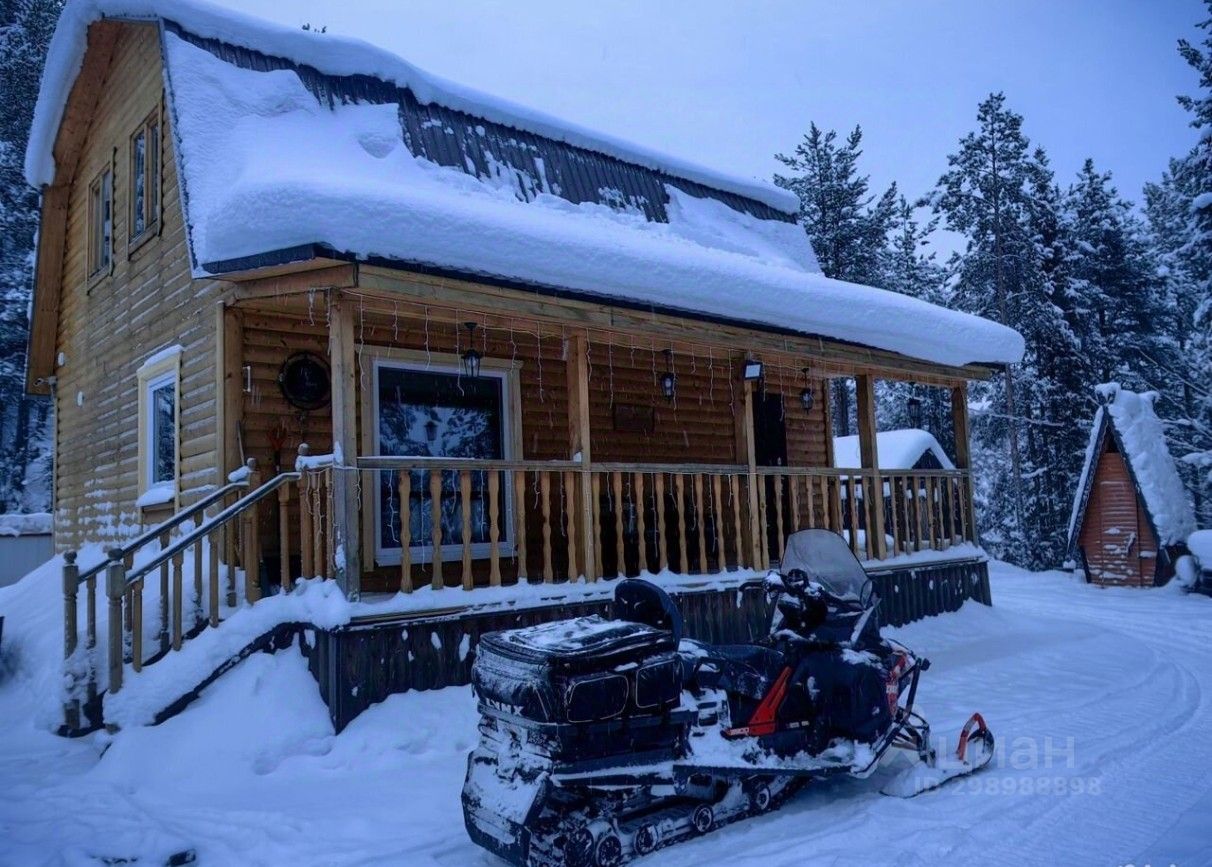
(462, 529, 994, 867)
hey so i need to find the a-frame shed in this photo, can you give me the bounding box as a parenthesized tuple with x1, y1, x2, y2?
(1068, 385, 1195, 586)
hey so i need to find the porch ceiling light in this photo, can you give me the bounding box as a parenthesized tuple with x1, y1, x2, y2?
(799, 367, 815, 412)
(660, 349, 677, 402)
(461, 321, 483, 379)
(743, 359, 763, 382)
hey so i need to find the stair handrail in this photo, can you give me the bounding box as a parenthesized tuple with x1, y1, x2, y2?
(119, 470, 302, 587)
(75, 479, 251, 585)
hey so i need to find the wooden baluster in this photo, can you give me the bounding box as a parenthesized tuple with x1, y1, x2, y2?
(399, 471, 413, 592)
(297, 448, 313, 580)
(309, 477, 322, 580)
(925, 475, 937, 549)
(756, 473, 769, 570)
(591, 472, 604, 579)
(85, 574, 97, 705)
(514, 470, 528, 582)
(192, 512, 204, 626)
(278, 484, 292, 592)
(612, 471, 626, 578)
(868, 474, 879, 559)
(900, 476, 914, 554)
(773, 474, 786, 564)
(829, 476, 843, 535)
(245, 460, 263, 604)
(939, 475, 953, 548)
(910, 475, 923, 553)
(655, 473, 668, 572)
(324, 469, 335, 582)
(429, 469, 444, 589)
(788, 474, 800, 533)
(540, 471, 553, 582)
(460, 469, 474, 591)
(208, 531, 220, 627)
(563, 471, 577, 581)
(711, 474, 724, 572)
(957, 474, 969, 543)
(105, 556, 125, 695)
(490, 471, 503, 586)
(888, 475, 901, 556)
(635, 472, 648, 574)
(846, 475, 861, 557)
(805, 475, 816, 529)
(62, 553, 80, 729)
(158, 530, 170, 654)
(675, 474, 688, 574)
(132, 578, 143, 672)
(693, 474, 708, 574)
(171, 552, 183, 651)
(729, 474, 744, 570)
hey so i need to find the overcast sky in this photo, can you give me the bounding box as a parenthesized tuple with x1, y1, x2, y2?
(217, 0, 1204, 214)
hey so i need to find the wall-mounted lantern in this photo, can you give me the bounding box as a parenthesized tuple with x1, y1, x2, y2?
(460, 321, 483, 379)
(799, 367, 815, 412)
(660, 349, 677, 402)
(907, 393, 923, 429)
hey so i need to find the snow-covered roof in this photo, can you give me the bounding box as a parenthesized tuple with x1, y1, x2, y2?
(833, 429, 956, 471)
(1068, 384, 1196, 551)
(25, 0, 1027, 369)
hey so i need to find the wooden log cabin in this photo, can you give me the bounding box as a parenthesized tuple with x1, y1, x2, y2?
(1067, 385, 1195, 587)
(25, 1, 1024, 732)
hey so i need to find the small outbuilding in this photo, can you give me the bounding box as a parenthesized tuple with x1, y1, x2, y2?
(1067, 384, 1196, 586)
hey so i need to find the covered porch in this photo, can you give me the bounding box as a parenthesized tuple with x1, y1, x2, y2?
(224, 265, 983, 599)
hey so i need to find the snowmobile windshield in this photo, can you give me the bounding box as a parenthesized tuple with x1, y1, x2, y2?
(780, 530, 870, 602)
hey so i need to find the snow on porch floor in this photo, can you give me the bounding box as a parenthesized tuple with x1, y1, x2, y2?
(2, 562, 1211, 867)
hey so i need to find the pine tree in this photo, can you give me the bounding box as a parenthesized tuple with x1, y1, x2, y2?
(0, 0, 61, 514)
(1147, 0, 1212, 527)
(932, 95, 1089, 567)
(774, 124, 897, 436)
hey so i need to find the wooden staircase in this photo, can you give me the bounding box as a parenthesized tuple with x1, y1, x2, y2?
(60, 448, 334, 734)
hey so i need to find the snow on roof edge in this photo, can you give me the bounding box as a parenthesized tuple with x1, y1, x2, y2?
(24, 0, 800, 215)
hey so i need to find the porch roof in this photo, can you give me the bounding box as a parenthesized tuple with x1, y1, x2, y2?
(29, 0, 1025, 371)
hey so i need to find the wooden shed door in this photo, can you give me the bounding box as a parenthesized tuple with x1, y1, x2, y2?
(1080, 448, 1154, 586)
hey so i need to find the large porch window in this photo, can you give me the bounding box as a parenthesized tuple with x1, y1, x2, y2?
(371, 358, 516, 565)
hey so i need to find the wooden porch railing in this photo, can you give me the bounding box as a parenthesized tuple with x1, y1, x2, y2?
(61, 447, 336, 731)
(355, 457, 978, 592)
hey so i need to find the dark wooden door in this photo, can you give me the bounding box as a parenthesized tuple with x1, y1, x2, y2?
(753, 392, 790, 560)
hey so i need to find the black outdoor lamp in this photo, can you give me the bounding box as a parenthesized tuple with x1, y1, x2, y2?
(461, 321, 483, 378)
(660, 349, 677, 402)
(424, 416, 439, 443)
(907, 393, 923, 429)
(799, 367, 815, 412)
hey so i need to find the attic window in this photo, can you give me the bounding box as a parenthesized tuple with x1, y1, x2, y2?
(129, 110, 161, 244)
(87, 167, 113, 279)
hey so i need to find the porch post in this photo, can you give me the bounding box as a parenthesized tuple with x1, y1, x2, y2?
(951, 383, 978, 543)
(734, 360, 764, 570)
(328, 290, 361, 599)
(566, 333, 596, 579)
(216, 303, 244, 478)
(855, 374, 888, 560)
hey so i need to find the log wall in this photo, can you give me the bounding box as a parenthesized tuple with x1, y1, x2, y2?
(52, 23, 228, 550)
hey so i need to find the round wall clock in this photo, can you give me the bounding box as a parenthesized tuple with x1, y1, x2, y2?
(277, 352, 331, 411)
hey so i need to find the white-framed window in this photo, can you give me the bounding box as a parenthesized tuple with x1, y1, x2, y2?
(87, 166, 113, 280)
(137, 351, 180, 508)
(370, 356, 518, 566)
(129, 109, 161, 245)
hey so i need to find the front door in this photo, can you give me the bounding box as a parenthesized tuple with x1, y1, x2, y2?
(752, 391, 790, 560)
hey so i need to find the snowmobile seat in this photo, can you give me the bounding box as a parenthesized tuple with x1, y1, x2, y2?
(693, 644, 786, 700)
(613, 579, 683, 643)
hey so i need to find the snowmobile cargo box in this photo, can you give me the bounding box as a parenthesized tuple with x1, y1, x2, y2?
(473, 616, 682, 726)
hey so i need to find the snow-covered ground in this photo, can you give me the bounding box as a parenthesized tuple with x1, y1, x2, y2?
(1, 562, 1210, 866)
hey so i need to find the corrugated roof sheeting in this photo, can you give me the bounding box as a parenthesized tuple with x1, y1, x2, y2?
(167, 23, 793, 228)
